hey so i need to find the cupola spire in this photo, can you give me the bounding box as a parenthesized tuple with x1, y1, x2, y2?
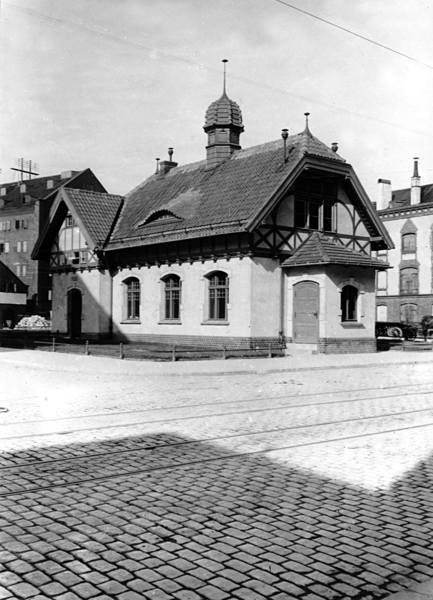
(222, 59, 228, 95)
(203, 60, 244, 170)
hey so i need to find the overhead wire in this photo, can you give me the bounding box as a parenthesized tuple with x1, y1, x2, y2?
(3, 1, 433, 141)
(274, 0, 433, 71)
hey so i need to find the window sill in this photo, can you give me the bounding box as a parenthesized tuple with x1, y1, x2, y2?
(201, 321, 230, 326)
(341, 322, 365, 329)
(158, 320, 182, 325)
(121, 320, 141, 324)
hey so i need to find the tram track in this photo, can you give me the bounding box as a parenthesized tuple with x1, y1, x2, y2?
(1, 417, 433, 499)
(1, 402, 433, 471)
(2, 380, 433, 434)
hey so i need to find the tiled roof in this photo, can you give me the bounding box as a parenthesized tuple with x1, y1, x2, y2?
(107, 129, 346, 250)
(0, 173, 80, 210)
(280, 232, 390, 269)
(389, 183, 433, 209)
(66, 189, 124, 247)
(204, 91, 244, 130)
(0, 261, 28, 292)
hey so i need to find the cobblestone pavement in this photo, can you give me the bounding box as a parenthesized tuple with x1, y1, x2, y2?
(1, 352, 433, 599)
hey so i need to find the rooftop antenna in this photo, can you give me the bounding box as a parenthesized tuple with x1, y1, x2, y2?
(222, 59, 228, 94)
(10, 158, 39, 182)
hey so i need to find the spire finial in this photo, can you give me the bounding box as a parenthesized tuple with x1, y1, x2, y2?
(222, 59, 228, 95)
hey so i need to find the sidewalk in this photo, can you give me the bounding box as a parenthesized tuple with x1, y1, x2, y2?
(1, 345, 433, 377)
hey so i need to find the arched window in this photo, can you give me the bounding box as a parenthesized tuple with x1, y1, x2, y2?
(402, 233, 416, 253)
(208, 271, 229, 320)
(400, 268, 418, 295)
(341, 285, 358, 322)
(400, 303, 418, 323)
(163, 275, 181, 320)
(124, 278, 140, 320)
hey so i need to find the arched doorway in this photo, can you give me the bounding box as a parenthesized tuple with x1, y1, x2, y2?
(293, 281, 319, 343)
(67, 289, 82, 338)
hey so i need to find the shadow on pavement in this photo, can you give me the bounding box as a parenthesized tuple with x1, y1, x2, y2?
(0, 431, 432, 600)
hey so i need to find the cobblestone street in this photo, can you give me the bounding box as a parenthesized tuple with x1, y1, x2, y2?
(1, 350, 433, 600)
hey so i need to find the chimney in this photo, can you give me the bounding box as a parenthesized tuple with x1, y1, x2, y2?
(411, 157, 421, 205)
(159, 148, 178, 176)
(47, 180, 54, 189)
(377, 179, 392, 211)
(61, 170, 79, 180)
(331, 142, 338, 153)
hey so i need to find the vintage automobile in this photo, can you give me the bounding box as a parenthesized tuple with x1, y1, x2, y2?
(375, 321, 418, 339)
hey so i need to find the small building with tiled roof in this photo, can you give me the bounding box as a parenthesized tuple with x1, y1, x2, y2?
(0, 168, 106, 320)
(33, 84, 392, 353)
(0, 260, 28, 328)
(375, 159, 433, 323)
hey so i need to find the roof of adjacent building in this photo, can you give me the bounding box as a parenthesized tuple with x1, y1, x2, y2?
(0, 169, 107, 212)
(281, 232, 390, 269)
(66, 189, 124, 247)
(107, 128, 349, 251)
(388, 183, 433, 209)
(0, 261, 28, 292)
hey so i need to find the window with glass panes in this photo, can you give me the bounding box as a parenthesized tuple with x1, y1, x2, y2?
(294, 179, 336, 232)
(341, 285, 358, 321)
(400, 303, 418, 322)
(125, 278, 140, 320)
(164, 275, 181, 320)
(400, 268, 418, 295)
(208, 272, 229, 320)
(402, 233, 416, 253)
(50, 213, 89, 265)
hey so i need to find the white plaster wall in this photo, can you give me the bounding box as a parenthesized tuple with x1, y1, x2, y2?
(382, 214, 433, 296)
(285, 265, 376, 340)
(112, 257, 253, 338)
(250, 257, 281, 337)
(51, 269, 111, 334)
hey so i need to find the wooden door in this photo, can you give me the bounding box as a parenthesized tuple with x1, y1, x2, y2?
(293, 282, 319, 343)
(67, 289, 82, 338)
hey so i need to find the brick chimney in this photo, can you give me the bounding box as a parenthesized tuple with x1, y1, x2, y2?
(377, 179, 392, 211)
(410, 158, 421, 205)
(158, 148, 178, 176)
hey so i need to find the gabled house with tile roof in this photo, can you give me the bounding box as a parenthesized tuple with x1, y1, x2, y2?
(375, 159, 433, 323)
(0, 168, 106, 318)
(33, 88, 392, 353)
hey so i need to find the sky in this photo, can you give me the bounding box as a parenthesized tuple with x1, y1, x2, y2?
(1, 0, 433, 201)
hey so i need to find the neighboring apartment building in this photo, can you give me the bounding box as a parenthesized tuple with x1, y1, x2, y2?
(375, 159, 433, 323)
(0, 169, 107, 318)
(33, 85, 392, 353)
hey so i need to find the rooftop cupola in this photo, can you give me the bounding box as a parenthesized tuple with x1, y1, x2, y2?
(204, 60, 244, 170)
(411, 157, 421, 205)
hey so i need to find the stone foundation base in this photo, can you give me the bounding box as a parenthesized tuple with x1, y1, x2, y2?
(113, 333, 283, 350)
(318, 337, 377, 354)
